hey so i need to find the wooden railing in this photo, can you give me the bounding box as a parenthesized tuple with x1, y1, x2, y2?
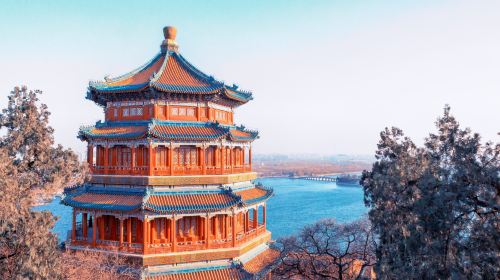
(91, 164, 251, 176)
(68, 224, 266, 254)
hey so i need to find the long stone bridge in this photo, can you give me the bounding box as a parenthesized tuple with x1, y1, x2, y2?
(295, 176, 337, 182)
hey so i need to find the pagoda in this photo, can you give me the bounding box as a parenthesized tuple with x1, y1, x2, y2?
(62, 26, 277, 279)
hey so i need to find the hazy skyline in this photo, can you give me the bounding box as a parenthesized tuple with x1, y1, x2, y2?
(1, 0, 498, 157)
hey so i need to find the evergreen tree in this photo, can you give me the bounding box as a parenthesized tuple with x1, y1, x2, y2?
(0, 86, 87, 279)
(361, 105, 499, 279)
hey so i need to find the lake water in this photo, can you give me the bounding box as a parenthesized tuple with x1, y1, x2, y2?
(35, 178, 368, 242)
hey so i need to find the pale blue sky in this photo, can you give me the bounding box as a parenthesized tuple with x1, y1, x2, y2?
(0, 0, 498, 157)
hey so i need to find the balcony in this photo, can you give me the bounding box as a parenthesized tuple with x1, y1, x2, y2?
(91, 164, 251, 176)
(67, 224, 267, 255)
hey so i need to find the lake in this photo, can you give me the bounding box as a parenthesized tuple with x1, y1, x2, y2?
(35, 178, 368, 242)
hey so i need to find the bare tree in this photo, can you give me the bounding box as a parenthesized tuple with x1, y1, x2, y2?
(61, 251, 139, 280)
(273, 217, 376, 280)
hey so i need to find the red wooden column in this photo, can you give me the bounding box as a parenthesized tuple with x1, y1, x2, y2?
(87, 144, 94, 172)
(201, 146, 206, 175)
(110, 217, 116, 240)
(112, 147, 118, 173)
(165, 104, 170, 120)
(127, 218, 132, 245)
(148, 143, 155, 176)
(136, 220, 141, 244)
(143, 219, 149, 254)
(245, 211, 249, 233)
(232, 213, 237, 247)
(153, 104, 159, 119)
(169, 144, 174, 176)
(230, 147, 234, 174)
(249, 145, 252, 171)
(82, 213, 88, 239)
(104, 144, 109, 175)
(130, 145, 136, 175)
(119, 219, 124, 248)
(92, 214, 97, 246)
(215, 215, 220, 239)
(220, 146, 225, 175)
(253, 208, 258, 229)
(224, 215, 229, 239)
(71, 209, 77, 241)
(263, 205, 267, 227)
(99, 217, 105, 241)
(241, 149, 247, 173)
(205, 214, 210, 249)
(150, 219, 156, 245)
(171, 217, 177, 252)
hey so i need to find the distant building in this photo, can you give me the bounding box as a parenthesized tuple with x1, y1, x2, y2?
(62, 26, 276, 279)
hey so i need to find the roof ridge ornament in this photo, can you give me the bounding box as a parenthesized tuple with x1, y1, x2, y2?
(161, 26, 178, 53)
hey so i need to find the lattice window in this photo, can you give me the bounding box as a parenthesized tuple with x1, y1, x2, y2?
(156, 146, 168, 167)
(173, 148, 179, 165)
(206, 147, 215, 166)
(119, 147, 131, 166)
(226, 149, 231, 165)
(191, 149, 197, 165)
(179, 149, 185, 165)
(131, 218, 137, 242)
(176, 147, 198, 166)
(156, 219, 167, 240)
(171, 107, 178, 116)
(179, 107, 186, 116)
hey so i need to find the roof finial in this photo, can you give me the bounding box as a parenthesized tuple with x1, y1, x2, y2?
(161, 26, 178, 53)
(163, 26, 177, 40)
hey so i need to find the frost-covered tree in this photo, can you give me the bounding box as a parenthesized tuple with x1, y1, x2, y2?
(361, 105, 499, 279)
(0, 86, 87, 279)
(273, 218, 376, 280)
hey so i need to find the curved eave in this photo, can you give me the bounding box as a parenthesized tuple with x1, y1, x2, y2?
(62, 199, 142, 212)
(86, 50, 253, 105)
(223, 88, 253, 103)
(88, 52, 164, 94)
(78, 121, 257, 143)
(78, 124, 148, 141)
(240, 189, 273, 206)
(150, 82, 223, 94)
(90, 82, 150, 94)
(228, 134, 259, 142)
(61, 195, 142, 212)
(149, 121, 228, 142)
(107, 53, 163, 83)
(228, 128, 259, 142)
(143, 201, 239, 214)
(149, 132, 226, 141)
(78, 131, 147, 141)
(61, 185, 272, 214)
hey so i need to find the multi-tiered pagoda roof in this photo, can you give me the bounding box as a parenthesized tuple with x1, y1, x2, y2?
(63, 26, 277, 279)
(79, 120, 258, 142)
(63, 184, 272, 214)
(87, 27, 252, 107)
